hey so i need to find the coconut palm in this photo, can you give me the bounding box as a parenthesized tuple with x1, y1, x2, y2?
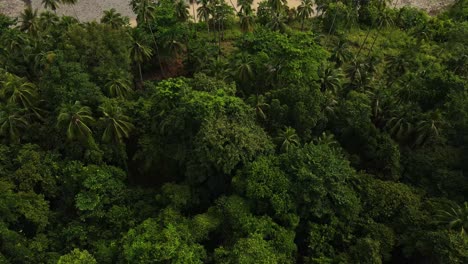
(101, 8, 129, 29)
(385, 117, 412, 142)
(268, 0, 286, 14)
(277, 126, 300, 152)
(318, 63, 343, 94)
(131, 0, 157, 25)
(99, 102, 134, 144)
(247, 94, 269, 120)
(331, 39, 352, 67)
(232, 52, 254, 83)
(175, 0, 190, 22)
(197, 0, 211, 31)
(297, 0, 314, 31)
(0, 104, 29, 144)
(238, 0, 253, 14)
(129, 29, 153, 83)
(57, 101, 95, 142)
(436, 202, 468, 235)
(42, 0, 60, 12)
(19, 7, 39, 34)
(105, 76, 133, 98)
(413, 111, 443, 147)
(267, 13, 287, 32)
(39, 11, 60, 30)
(239, 12, 254, 33)
(0, 72, 38, 110)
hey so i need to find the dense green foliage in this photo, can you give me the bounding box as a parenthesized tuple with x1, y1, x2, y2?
(0, 0, 467, 263)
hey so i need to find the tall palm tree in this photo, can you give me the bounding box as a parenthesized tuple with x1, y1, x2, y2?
(99, 102, 134, 144)
(101, 8, 129, 29)
(436, 202, 468, 235)
(331, 39, 352, 67)
(413, 111, 443, 147)
(297, 0, 314, 31)
(0, 104, 29, 144)
(57, 101, 95, 142)
(19, 7, 39, 35)
(239, 12, 254, 33)
(238, 0, 253, 14)
(131, 0, 157, 26)
(42, 0, 60, 12)
(268, 0, 286, 14)
(130, 0, 164, 76)
(318, 63, 343, 94)
(129, 29, 153, 83)
(267, 12, 287, 32)
(247, 94, 269, 120)
(197, 0, 211, 32)
(232, 52, 254, 83)
(277, 126, 300, 152)
(105, 75, 133, 98)
(175, 0, 190, 22)
(0, 72, 38, 110)
(39, 11, 60, 31)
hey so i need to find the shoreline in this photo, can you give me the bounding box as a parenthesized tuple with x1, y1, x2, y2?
(1, 0, 455, 23)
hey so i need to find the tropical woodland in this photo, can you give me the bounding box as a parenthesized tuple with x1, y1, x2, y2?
(0, 0, 467, 263)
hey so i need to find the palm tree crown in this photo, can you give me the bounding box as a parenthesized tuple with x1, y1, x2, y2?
(57, 101, 95, 142)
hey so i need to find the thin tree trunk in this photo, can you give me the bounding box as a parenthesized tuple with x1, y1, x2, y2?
(138, 63, 143, 83)
(356, 28, 371, 58)
(147, 25, 165, 77)
(301, 17, 304, 31)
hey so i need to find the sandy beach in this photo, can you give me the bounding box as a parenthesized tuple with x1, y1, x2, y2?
(1, 0, 456, 23)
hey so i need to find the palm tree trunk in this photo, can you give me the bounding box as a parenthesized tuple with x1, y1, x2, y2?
(356, 27, 371, 58)
(138, 63, 143, 83)
(147, 25, 165, 77)
(301, 17, 305, 31)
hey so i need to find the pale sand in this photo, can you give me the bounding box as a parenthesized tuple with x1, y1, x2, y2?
(1, 0, 456, 23)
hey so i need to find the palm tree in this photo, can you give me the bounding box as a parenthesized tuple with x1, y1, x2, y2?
(247, 94, 269, 120)
(131, 0, 157, 25)
(19, 7, 39, 34)
(99, 102, 134, 144)
(130, 0, 164, 76)
(267, 13, 287, 32)
(197, 0, 211, 32)
(42, 0, 60, 12)
(39, 11, 60, 30)
(0, 72, 38, 110)
(129, 29, 153, 83)
(57, 101, 95, 142)
(0, 104, 29, 144)
(318, 63, 343, 94)
(413, 111, 443, 147)
(175, 0, 190, 22)
(101, 8, 129, 29)
(232, 52, 254, 83)
(268, 0, 286, 14)
(436, 202, 468, 235)
(277, 126, 300, 152)
(331, 39, 352, 67)
(238, 0, 253, 14)
(105, 76, 133, 98)
(297, 0, 314, 31)
(385, 117, 412, 142)
(239, 12, 254, 33)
